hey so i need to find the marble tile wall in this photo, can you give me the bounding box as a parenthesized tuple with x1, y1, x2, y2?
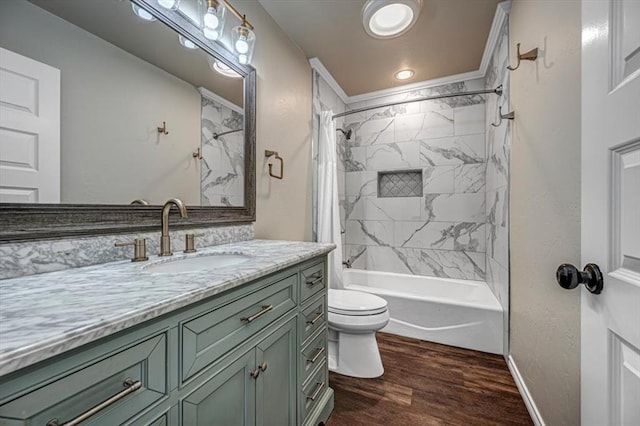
(484, 18, 511, 353)
(200, 92, 245, 207)
(0, 224, 254, 280)
(342, 80, 488, 280)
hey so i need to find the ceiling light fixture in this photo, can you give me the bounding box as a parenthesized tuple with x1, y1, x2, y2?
(394, 69, 415, 80)
(178, 35, 198, 50)
(362, 0, 422, 39)
(156, 0, 180, 11)
(210, 59, 242, 78)
(131, 3, 157, 22)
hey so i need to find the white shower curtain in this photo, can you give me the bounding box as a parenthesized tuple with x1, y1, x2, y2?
(317, 111, 344, 289)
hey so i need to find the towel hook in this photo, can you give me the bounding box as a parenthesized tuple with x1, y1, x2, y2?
(157, 121, 169, 135)
(491, 106, 515, 127)
(192, 147, 203, 160)
(507, 43, 539, 71)
(265, 150, 284, 180)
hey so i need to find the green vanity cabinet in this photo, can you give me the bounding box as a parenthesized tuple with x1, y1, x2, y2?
(0, 255, 333, 426)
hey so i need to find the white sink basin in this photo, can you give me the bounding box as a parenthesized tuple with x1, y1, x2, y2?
(142, 254, 251, 274)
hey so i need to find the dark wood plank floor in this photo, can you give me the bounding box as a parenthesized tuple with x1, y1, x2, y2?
(326, 333, 533, 426)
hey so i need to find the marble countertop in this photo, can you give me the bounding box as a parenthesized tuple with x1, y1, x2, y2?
(0, 240, 334, 376)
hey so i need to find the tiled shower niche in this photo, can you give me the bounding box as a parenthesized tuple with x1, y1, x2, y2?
(378, 170, 423, 198)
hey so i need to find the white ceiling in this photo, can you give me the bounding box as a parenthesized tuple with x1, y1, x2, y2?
(258, 0, 502, 96)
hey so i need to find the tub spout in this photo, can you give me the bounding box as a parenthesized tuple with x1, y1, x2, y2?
(342, 260, 352, 268)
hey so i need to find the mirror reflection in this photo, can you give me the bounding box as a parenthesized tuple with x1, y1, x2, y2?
(0, 0, 246, 207)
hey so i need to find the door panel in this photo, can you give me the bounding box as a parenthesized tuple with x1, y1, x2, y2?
(255, 318, 297, 426)
(182, 349, 256, 426)
(0, 47, 60, 203)
(582, 0, 640, 425)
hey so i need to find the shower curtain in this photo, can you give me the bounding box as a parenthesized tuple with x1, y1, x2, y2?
(317, 111, 344, 289)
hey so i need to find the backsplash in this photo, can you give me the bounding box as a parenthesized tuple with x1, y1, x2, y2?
(0, 224, 254, 280)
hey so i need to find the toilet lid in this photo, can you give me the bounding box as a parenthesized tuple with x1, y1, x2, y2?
(328, 289, 388, 316)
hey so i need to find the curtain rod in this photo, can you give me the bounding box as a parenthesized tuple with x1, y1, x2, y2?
(331, 85, 503, 120)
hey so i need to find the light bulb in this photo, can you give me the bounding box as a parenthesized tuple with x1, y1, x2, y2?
(203, 28, 220, 40)
(238, 54, 248, 65)
(235, 37, 249, 54)
(178, 35, 198, 50)
(203, 8, 220, 30)
(131, 4, 156, 22)
(157, 0, 179, 10)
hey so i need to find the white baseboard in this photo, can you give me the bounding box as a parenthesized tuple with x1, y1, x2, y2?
(507, 355, 545, 426)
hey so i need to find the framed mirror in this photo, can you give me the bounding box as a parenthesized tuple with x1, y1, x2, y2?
(0, 0, 256, 242)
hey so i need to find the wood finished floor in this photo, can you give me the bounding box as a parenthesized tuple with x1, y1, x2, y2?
(326, 333, 533, 426)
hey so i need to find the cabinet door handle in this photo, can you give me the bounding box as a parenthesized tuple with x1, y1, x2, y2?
(306, 347, 325, 364)
(241, 305, 273, 323)
(250, 368, 261, 379)
(306, 311, 324, 325)
(305, 274, 323, 286)
(259, 362, 268, 372)
(46, 378, 141, 426)
(306, 382, 325, 401)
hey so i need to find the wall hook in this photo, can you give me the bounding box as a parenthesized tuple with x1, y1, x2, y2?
(192, 147, 203, 160)
(265, 150, 284, 180)
(507, 43, 539, 71)
(491, 106, 515, 127)
(157, 121, 169, 135)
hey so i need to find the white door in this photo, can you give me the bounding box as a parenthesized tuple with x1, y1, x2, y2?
(581, 0, 640, 425)
(0, 47, 60, 203)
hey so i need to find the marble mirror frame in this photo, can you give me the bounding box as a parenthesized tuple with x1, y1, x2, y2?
(0, 0, 256, 243)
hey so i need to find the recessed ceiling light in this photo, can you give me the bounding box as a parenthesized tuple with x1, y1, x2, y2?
(209, 59, 242, 78)
(178, 35, 198, 50)
(395, 69, 415, 80)
(362, 0, 422, 39)
(131, 4, 157, 22)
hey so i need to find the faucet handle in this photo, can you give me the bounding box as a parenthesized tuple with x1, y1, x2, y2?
(184, 233, 205, 253)
(115, 238, 149, 262)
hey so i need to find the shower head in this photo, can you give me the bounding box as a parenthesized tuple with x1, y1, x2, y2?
(337, 128, 352, 140)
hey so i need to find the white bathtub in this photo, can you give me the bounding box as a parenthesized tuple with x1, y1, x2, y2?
(343, 269, 504, 355)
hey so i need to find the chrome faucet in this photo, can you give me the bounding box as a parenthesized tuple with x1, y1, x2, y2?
(160, 198, 188, 256)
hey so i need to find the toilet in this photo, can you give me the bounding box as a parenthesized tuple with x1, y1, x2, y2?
(327, 289, 390, 378)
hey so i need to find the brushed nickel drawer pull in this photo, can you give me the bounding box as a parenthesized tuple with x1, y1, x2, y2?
(259, 362, 268, 372)
(306, 381, 325, 401)
(241, 305, 273, 323)
(306, 311, 324, 325)
(306, 347, 325, 364)
(305, 274, 323, 286)
(46, 378, 142, 426)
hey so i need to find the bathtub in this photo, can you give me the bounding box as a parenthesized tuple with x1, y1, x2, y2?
(343, 269, 504, 355)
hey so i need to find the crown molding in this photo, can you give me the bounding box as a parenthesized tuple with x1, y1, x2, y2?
(309, 0, 511, 105)
(198, 87, 244, 114)
(309, 57, 349, 104)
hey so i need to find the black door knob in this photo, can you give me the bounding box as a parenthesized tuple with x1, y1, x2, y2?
(556, 263, 603, 294)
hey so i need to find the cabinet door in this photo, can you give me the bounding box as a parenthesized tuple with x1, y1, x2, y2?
(182, 349, 256, 426)
(255, 318, 297, 426)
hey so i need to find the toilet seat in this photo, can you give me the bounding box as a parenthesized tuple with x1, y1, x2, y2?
(328, 289, 388, 316)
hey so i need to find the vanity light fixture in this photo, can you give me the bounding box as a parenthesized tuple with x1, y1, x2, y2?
(178, 34, 198, 50)
(211, 59, 242, 78)
(232, 18, 255, 65)
(156, 0, 180, 11)
(198, 0, 256, 65)
(200, 0, 227, 41)
(362, 0, 422, 39)
(394, 69, 415, 80)
(131, 3, 157, 22)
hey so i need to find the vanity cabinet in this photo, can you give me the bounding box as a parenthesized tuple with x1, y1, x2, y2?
(0, 256, 333, 426)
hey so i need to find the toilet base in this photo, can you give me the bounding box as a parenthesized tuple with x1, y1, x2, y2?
(328, 330, 384, 378)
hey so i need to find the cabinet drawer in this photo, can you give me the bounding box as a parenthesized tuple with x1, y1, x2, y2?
(300, 329, 327, 386)
(181, 274, 297, 382)
(299, 360, 328, 424)
(300, 262, 325, 303)
(0, 333, 167, 426)
(299, 296, 326, 345)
